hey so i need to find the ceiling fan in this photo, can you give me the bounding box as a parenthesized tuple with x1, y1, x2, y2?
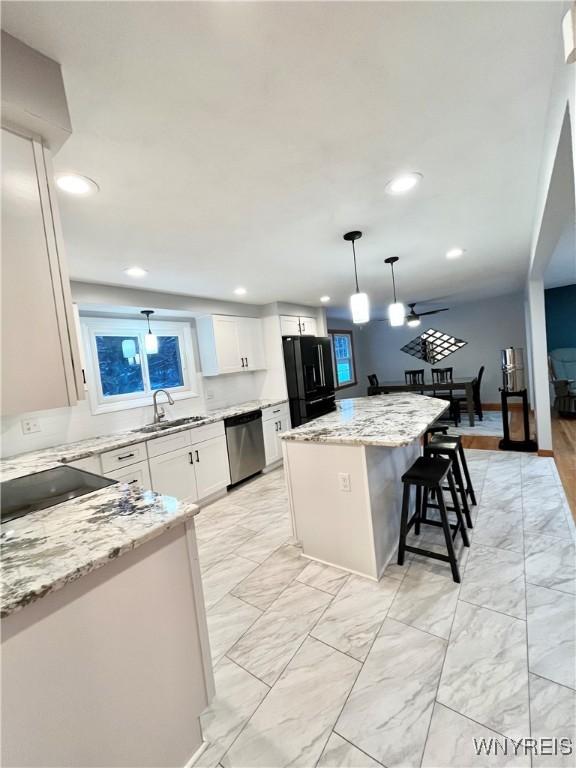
(405, 302, 449, 327)
(375, 302, 450, 326)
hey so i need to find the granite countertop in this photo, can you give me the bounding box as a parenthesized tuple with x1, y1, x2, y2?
(280, 393, 448, 447)
(0, 398, 288, 482)
(0, 397, 287, 618)
(1, 482, 199, 618)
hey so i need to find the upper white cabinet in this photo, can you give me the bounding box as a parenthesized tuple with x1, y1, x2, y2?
(197, 315, 266, 376)
(280, 315, 318, 337)
(1, 129, 84, 415)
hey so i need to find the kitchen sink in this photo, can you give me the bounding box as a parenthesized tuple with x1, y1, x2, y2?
(137, 416, 206, 434)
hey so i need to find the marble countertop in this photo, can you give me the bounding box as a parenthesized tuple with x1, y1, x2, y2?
(280, 394, 448, 447)
(0, 398, 287, 482)
(1, 481, 199, 618)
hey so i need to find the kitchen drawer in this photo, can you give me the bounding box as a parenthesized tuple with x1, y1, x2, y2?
(262, 403, 289, 422)
(101, 442, 148, 472)
(147, 429, 192, 458)
(189, 420, 224, 446)
(67, 455, 102, 474)
(105, 460, 152, 491)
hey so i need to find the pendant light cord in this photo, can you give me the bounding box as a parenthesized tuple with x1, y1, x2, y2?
(352, 240, 360, 293)
(390, 262, 397, 302)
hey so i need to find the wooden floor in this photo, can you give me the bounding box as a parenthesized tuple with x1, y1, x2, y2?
(461, 411, 575, 519)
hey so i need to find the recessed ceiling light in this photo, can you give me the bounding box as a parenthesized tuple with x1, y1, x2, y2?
(55, 173, 99, 195)
(446, 247, 465, 259)
(124, 266, 148, 278)
(320, 296, 331, 303)
(234, 287, 247, 296)
(385, 172, 422, 195)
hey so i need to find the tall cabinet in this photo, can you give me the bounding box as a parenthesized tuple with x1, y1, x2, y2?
(1, 129, 84, 415)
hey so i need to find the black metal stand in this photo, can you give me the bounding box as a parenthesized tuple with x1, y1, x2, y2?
(499, 388, 538, 452)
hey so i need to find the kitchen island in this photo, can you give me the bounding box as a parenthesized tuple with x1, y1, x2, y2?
(1, 474, 213, 767)
(280, 394, 448, 580)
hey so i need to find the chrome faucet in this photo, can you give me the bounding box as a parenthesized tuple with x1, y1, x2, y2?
(153, 389, 175, 423)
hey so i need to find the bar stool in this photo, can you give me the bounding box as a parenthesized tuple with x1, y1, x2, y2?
(398, 456, 470, 583)
(424, 433, 477, 521)
(423, 424, 448, 447)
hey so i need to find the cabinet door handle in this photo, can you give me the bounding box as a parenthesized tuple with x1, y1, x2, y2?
(189, 451, 194, 464)
(245, 357, 249, 368)
(195, 450, 200, 463)
(128, 479, 139, 485)
(273, 409, 280, 414)
(118, 453, 135, 461)
(240, 358, 245, 368)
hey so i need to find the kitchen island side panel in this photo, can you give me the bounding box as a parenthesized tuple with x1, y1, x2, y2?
(1, 522, 210, 768)
(284, 441, 379, 579)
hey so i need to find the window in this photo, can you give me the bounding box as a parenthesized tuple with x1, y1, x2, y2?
(329, 330, 357, 389)
(82, 317, 197, 414)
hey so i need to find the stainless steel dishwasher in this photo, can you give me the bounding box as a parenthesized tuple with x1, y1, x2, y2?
(224, 409, 266, 486)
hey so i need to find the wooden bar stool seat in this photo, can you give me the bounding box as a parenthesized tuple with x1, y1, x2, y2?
(397, 456, 470, 583)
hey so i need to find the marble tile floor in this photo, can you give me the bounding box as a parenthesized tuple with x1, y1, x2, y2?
(194, 451, 576, 768)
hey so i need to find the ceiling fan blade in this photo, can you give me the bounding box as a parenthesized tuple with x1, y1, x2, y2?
(418, 307, 450, 316)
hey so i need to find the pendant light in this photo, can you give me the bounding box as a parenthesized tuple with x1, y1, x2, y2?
(384, 257, 405, 327)
(344, 231, 370, 324)
(140, 310, 159, 354)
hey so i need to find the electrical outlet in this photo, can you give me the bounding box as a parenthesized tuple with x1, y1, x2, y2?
(205, 389, 215, 400)
(21, 418, 41, 435)
(338, 472, 351, 492)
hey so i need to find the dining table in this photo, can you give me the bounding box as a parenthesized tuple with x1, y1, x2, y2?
(367, 376, 478, 426)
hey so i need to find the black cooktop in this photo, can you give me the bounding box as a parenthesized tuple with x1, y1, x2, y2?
(1, 465, 117, 524)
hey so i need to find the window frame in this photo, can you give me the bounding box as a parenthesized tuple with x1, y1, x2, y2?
(81, 316, 199, 414)
(328, 329, 358, 390)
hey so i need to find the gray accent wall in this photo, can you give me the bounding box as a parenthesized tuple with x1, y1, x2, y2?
(328, 292, 527, 403)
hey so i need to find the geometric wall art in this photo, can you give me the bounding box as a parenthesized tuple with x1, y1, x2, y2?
(400, 327, 468, 364)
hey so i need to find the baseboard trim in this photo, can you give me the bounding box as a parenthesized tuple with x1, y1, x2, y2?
(184, 739, 208, 768)
(537, 449, 554, 457)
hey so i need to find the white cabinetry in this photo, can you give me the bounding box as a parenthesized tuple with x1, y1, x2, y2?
(193, 436, 230, 498)
(148, 422, 230, 501)
(1, 129, 84, 415)
(149, 446, 198, 502)
(280, 315, 318, 337)
(262, 403, 290, 466)
(197, 315, 266, 376)
(105, 460, 152, 491)
(68, 455, 102, 474)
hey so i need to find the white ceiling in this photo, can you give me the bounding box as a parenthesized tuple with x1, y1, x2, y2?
(2, 1, 568, 310)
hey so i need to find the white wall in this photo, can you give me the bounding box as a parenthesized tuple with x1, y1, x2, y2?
(329, 292, 527, 403)
(525, 35, 575, 452)
(0, 286, 321, 457)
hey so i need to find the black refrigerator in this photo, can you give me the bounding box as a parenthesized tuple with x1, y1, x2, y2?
(282, 336, 336, 427)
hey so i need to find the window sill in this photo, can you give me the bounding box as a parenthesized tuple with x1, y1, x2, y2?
(90, 390, 200, 416)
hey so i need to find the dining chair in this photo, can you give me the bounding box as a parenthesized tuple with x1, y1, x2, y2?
(404, 369, 425, 385)
(431, 367, 459, 426)
(454, 365, 485, 421)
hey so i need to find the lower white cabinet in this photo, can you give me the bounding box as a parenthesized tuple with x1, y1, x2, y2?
(193, 436, 231, 498)
(148, 434, 230, 502)
(262, 406, 290, 466)
(149, 447, 199, 502)
(105, 460, 152, 491)
(68, 455, 102, 474)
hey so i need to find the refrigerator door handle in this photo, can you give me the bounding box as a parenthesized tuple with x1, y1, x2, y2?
(316, 344, 326, 387)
